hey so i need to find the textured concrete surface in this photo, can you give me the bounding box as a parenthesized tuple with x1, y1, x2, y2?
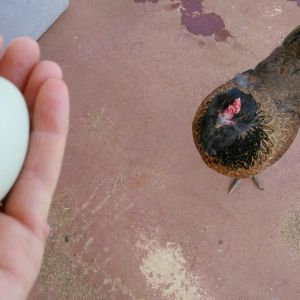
(29, 0, 300, 299)
(0, 0, 69, 46)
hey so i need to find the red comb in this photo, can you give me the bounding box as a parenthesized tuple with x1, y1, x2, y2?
(224, 98, 241, 117)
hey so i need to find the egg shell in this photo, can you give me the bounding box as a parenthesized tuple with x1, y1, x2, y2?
(0, 77, 29, 201)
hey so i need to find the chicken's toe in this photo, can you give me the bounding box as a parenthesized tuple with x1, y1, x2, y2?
(251, 176, 264, 190)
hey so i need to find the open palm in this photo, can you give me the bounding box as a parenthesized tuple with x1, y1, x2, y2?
(0, 37, 69, 299)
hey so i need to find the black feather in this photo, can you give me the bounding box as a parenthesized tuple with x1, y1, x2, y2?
(198, 88, 269, 169)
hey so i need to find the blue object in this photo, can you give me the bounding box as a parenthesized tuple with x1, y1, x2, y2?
(0, 0, 69, 46)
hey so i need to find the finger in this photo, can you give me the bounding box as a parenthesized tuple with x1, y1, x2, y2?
(0, 35, 5, 60)
(5, 78, 69, 239)
(0, 35, 3, 50)
(0, 37, 40, 91)
(24, 60, 63, 114)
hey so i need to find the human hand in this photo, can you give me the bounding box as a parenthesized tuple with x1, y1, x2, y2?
(0, 37, 69, 299)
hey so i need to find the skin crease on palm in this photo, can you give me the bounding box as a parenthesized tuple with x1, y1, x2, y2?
(0, 36, 70, 299)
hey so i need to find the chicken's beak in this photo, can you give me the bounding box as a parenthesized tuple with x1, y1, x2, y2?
(215, 121, 223, 129)
(215, 114, 232, 128)
(215, 117, 226, 128)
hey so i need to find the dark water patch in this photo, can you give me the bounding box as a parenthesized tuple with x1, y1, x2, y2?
(180, 0, 232, 41)
(163, 3, 181, 11)
(135, 0, 232, 41)
(215, 29, 232, 42)
(134, 0, 159, 3)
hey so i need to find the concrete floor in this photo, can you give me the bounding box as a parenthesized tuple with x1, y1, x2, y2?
(29, 1, 300, 299)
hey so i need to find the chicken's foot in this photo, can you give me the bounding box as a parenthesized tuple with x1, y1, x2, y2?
(228, 176, 264, 194)
(251, 176, 264, 190)
(228, 178, 241, 194)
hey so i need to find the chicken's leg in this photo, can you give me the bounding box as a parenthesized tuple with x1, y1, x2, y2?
(228, 178, 241, 194)
(228, 176, 264, 194)
(251, 176, 264, 190)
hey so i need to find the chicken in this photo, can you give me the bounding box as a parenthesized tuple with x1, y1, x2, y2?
(192, 25, 300, 193)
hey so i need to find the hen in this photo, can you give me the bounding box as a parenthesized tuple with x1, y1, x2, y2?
(192, 25, 300, 193)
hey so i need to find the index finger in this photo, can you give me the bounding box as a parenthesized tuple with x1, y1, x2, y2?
(0, 37, 40, 91)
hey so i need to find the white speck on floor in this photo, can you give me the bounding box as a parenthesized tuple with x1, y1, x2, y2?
(136, 235, 214, 300)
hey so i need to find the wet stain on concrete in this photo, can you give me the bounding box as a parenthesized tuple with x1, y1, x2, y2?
(135, 0, 232, 41)
(135, 0, 159, 3)
(180, 0, 231, 41)
(163, 2, 181, 11)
